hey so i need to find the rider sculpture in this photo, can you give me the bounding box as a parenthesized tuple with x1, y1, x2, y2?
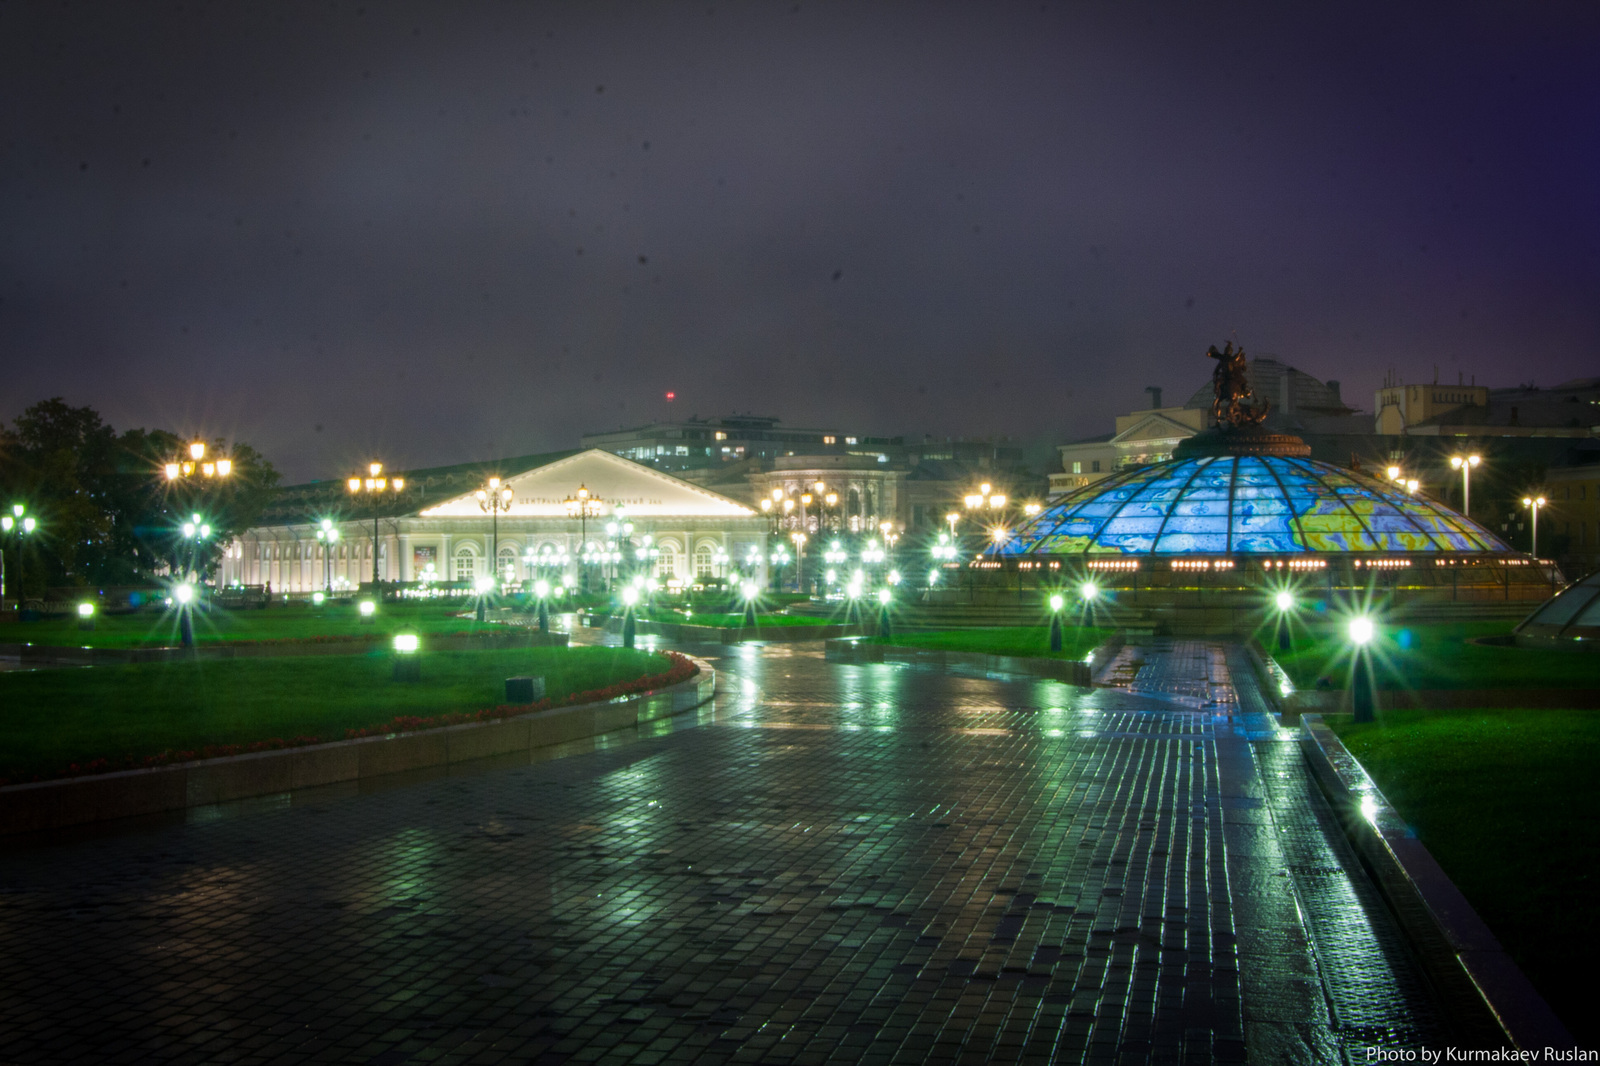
(1207, 341, 1270, 429)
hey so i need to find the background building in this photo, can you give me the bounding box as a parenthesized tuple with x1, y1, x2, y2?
(222, 450, 766, 593)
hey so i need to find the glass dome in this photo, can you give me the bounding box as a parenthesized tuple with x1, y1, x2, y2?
(1003, 455, 1508, 557)
(1516, 569, 1600, 645)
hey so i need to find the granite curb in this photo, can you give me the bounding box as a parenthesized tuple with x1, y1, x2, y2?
(1298, 713, 1575, 1051)
(0, 656, 715, 837)
(821, 632, 1129, 687)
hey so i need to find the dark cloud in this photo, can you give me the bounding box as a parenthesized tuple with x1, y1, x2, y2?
(2, 1, 1598, 480)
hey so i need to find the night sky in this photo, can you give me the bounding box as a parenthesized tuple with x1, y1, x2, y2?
(4, 1, 1598, 482)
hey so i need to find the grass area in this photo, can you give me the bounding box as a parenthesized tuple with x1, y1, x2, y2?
(1272, 620, 1598, 690)
(1333, 709, 1600, 1042)
(0, 646, 672, 782)
(861, 625, 1115, 661)
(0, 602, 503, 649)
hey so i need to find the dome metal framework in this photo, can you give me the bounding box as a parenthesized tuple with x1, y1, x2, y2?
(1002, 455, 1508, 558)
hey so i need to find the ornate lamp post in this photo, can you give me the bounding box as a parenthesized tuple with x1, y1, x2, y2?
(563, 484, 603, 593)
(346, 462, 405, 589)
(475, 476, 515, 587)
(1450, 454, 1481, 517)
(2, 504, 38, 619)
(163, 439, 233, 483)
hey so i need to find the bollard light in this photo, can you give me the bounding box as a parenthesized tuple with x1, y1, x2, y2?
(359, 599, 376, 624)
(1049, 593, 1065, 612)
(392, 632, 421, 680)
(1348, 615, 1376, 723)
(174, 583, 195, 605)
(1275, 590, 1294, 612)
(877, 587, 892, 606)
(312, 591, 326, 606)
(622, 586, 640, 607)
(1080, 581, 1099, 602)
(78, 601, 96, 631)
(534, 579, 551, 598)
(1048, 593, 1065, 651)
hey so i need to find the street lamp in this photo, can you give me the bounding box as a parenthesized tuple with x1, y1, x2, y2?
(563, 484, 603, 593)
(164, 439, 233, 482)
(1522, 496, 1546, 558)
(346, 461, 405, 589)
(476, 476, 515, 589)
(316, 518, 340, 594)
(473, 574, 493, 623)
(1449, 454, 1481, 517)
(1048, 592, 1065, 652)
(2, 504, 38, 619)
(876, 586, 892, 639)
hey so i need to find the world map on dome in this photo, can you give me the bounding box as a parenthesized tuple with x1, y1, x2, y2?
(1002, 455, 1509, 556)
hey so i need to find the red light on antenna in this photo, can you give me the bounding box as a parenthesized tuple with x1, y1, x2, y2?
(665, 391, 676, 401)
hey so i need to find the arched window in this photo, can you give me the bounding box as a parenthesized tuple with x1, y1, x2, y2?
(497, 546, 518, 582)
(454, 548, 478, 581)
(694, 547, 714, 577)
(657, 546, 678, 579)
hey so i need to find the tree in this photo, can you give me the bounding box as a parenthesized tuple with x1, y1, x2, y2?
(0, 399, 280, 593)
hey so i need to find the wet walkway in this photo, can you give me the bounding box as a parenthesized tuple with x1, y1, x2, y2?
(0, 639, 1439, 1064)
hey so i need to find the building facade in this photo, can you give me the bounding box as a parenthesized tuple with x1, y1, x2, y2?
(221, 450, 767, 593)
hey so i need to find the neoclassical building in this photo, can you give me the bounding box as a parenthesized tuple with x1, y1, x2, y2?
(221, 449, 765, 593)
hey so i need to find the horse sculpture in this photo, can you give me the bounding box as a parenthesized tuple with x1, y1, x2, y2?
(1207, 342, 1270, 428)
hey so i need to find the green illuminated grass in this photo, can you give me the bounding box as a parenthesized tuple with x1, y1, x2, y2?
(0, 602, 506, 649)
(1272, 620, 1597, 690)
(1333, 709, 1600, 1042)
(862, 625, 1115, 661)
(0, 646, 670, 782)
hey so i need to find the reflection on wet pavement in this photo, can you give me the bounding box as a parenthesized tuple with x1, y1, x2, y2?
(0, 636, 1439, 1063)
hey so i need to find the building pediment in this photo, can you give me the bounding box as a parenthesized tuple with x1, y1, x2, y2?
(418, 449, 755, 519)
(1111, 413, 1203, 446)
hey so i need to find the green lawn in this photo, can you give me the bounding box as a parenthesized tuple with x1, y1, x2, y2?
(862, 625, 1115, 661)
(1333, 709, 1600, 1043)
(0, 646, 672, 782)
(1273, 620, 1598, 690)
(0, 602, 504, 649)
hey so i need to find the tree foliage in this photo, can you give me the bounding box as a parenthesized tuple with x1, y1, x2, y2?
(0, 399, 279, 594)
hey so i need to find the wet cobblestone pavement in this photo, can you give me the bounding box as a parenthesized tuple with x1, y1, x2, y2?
(0, 638, 1439, 1064)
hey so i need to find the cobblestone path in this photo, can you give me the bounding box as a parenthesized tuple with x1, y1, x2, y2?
(0, 639, 1439, 1064)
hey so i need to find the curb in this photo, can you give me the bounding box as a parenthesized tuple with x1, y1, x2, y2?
(0, 657, 715, 837)
(821, 637, 1106, 687)
(1298, 714, 1575, 1050)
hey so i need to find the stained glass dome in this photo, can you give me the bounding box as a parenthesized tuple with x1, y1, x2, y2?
(1003, 454, 1508, 557)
